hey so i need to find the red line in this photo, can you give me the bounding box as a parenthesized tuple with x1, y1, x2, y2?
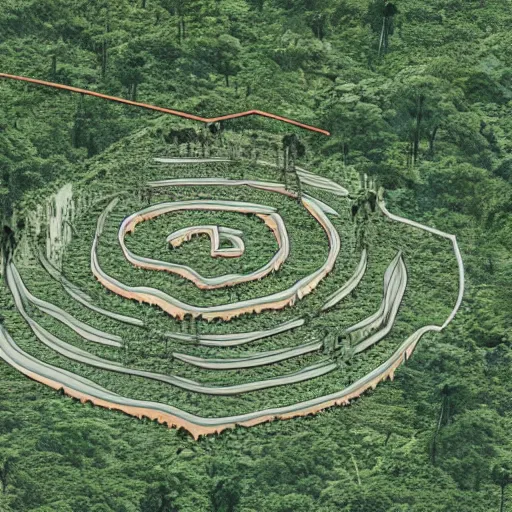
(0, 73, 330, 136)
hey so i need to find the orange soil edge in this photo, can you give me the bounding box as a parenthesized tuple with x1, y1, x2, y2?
(94, 199, 337, 321)
(11, 337, 419, 439)
(121, 211, 286, 289)
(0, 73, 330, 136)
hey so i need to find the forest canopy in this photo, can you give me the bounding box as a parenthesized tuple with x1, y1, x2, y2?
(0, 0, 511, 511)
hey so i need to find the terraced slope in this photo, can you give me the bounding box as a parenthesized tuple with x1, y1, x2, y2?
(0, 129, 463, 438)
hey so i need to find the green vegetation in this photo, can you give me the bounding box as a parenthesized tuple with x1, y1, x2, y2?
(0, 0, 511, 511)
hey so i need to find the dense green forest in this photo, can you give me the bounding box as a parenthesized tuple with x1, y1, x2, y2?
(0, 0, 512, 511)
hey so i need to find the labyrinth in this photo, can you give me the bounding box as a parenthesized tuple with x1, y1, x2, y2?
(0, 84, 464, 438)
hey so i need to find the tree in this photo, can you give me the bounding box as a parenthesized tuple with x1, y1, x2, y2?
(100, 5, 110, 78)
(116, 49, 147, 101)
(161, 0, 192, 43)
(434, 409, 507, 491)
(139, 480, 179, 512)
(366, 0, 398, 56)
(211, 478, 240, 512)
(215, 34, 242, 87)
(430, 383, 458, 465)
(492, 462, 512, 512)
(272, 30, 326, 72)
(0, 119, 40, 222)
(320, 81, 397, 184)
(389, 69, 462, 167)
(0, 451, 17, 493)
(247, 0, 264, 11)
(419, 158, 503, 223)
(282, 133, 305, 196)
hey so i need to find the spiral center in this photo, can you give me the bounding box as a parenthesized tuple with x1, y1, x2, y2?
(166, 225, 245, 259)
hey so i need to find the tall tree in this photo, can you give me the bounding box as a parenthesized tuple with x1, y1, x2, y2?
(492, 463, 512, 512)
(211, 478, 240, 512)
(366, 0, 398, 56)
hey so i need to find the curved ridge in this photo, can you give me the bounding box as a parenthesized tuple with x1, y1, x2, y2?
(93, 193, 340, 321)
(118, 200, 289, 290)
(0, 192, 464, 439)
(162, 317, 305, 347)
(5, 272, 334, 396)
(38, 251, 144, 327)
(8, 263, 122, 347)
(173, 340, 323, 370)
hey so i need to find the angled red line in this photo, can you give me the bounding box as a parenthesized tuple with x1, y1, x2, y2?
(0, 73, 330, 136)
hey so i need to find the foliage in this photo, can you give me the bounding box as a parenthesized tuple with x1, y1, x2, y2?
(0, 0, 511, 510)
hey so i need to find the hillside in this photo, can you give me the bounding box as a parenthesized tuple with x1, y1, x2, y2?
(0, 1, 511, 511)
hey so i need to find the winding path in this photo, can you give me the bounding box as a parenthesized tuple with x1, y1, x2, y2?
(0, 150, 464, 437)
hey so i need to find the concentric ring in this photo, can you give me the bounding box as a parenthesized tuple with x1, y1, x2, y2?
(118, 200, 288, 289)
(93, 181, 341, 321)
(0, 153, 464, 439)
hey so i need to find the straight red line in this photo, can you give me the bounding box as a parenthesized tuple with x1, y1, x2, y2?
(0, 73, 330, 136)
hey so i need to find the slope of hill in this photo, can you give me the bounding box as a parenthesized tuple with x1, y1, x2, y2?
(0, 1, 511, 511)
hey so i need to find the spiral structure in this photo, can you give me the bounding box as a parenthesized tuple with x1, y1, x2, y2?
(0, 154, 464, 438)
